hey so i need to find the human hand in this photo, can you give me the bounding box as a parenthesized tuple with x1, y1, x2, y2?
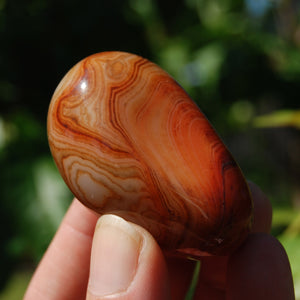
(24, 182, 295, 299)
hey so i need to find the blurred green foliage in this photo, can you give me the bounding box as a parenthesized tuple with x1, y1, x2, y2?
(0, 0, 300, 298)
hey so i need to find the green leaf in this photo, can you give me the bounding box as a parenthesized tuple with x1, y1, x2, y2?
(253, 110, 300, 129)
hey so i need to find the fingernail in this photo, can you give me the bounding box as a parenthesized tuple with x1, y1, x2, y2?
(88, 214, 142, 297)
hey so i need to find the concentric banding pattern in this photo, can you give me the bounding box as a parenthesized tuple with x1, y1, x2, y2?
(48, 51, 253, 257)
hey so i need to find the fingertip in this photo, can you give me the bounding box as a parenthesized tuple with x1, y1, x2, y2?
(227, 233, 295, 300)
(248, 181, 272, 233)
(87, 214, 170, 300)
(65, 198, 99, 234)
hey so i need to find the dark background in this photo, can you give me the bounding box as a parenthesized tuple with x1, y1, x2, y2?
(0, 0, 299, 298)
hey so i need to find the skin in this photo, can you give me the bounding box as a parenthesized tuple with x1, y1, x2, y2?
(24, 182, 295, 300)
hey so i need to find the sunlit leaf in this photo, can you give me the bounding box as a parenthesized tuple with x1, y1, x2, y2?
(253, 110, 300, 129)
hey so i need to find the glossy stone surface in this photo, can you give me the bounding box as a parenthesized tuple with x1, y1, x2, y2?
(47, 51, 253, 258)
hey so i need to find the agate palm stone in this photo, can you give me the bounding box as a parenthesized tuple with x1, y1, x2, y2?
(47, 51, 253, 258)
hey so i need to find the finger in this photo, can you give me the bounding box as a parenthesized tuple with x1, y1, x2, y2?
(227, 233, 295, 300)
(24, 199, 99, 300)
(166, 257, 197, 300)
(248, 181, 272, 233)
(193, 181, 273, 299)
(86, 214, 170, 300)
(193, 256, 228, 300)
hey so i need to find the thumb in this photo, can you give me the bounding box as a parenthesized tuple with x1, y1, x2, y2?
(86, 214, 170, 300)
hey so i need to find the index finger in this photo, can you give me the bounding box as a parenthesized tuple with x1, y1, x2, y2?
(24, 199, 98, 300)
